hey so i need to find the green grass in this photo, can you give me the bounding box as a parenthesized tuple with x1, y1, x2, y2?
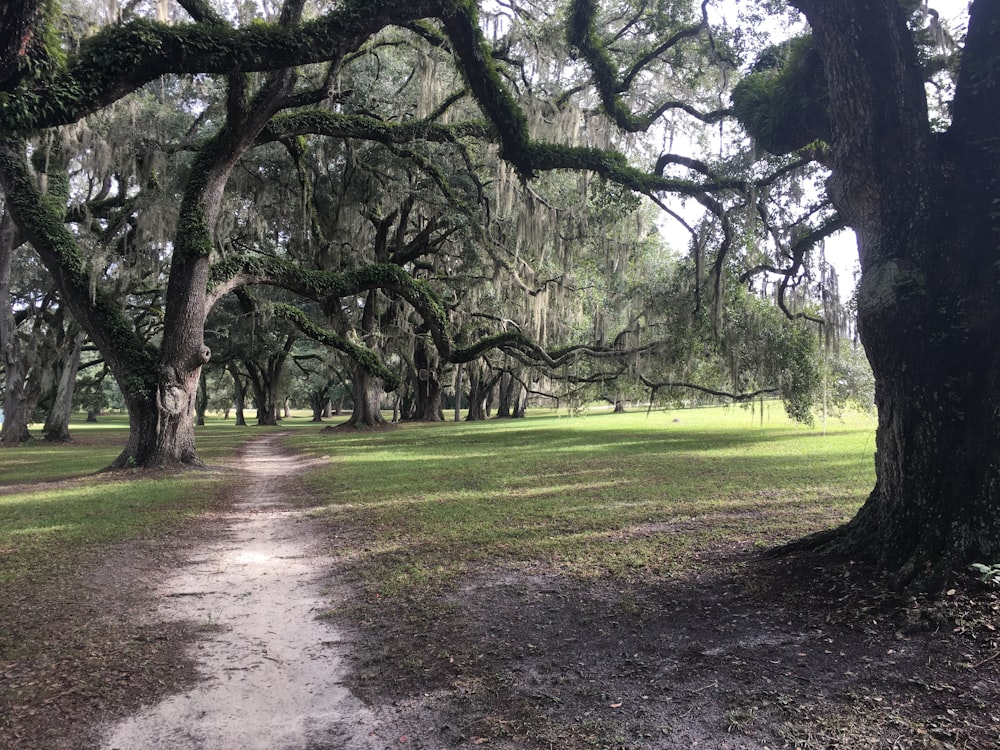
(0, 413, 270, 585)
(0, 405, 877, 594)
(286, 404, 878, 596)
(0, 412, 314, 483)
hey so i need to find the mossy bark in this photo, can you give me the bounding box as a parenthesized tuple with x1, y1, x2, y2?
(343, 290, 388, 427)
(343, 364, 388, 427)
(42, 330, 86, 442)
(777, 0, 1000, 591)
(0, 209, 30, 445)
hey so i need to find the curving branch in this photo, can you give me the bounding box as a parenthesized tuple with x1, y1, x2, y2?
(567, 0, 728, 131)
(207, 257, 452, 355)
(637, 372, 779, 403)
(271, 303, 401, 389)
(1, 0, 449, 134)
(175, 0, 226, 25)
(738, 214, 847, 324)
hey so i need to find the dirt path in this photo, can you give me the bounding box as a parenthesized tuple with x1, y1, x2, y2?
(99, 434, 379, 750)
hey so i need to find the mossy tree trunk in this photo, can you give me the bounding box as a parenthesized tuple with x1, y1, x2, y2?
(0, 209, 31, 445)
(783, 0, 1000, 590)
(407, 333, 443, 421)
(344, 290, 388, 427)
(344, 364, 387, 427)
(42, 330, 85, 442)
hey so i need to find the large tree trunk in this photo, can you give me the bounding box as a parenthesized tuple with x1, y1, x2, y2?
(407, 332, 443, 421)
(195, 371, 209, 426)
(341, 290, 388, 427)
(495, 371, 518, 418)
(453, 362, 463, 422)
(465, 364, 488, 421)
(785, 0, 1000, 589)
(465, 363, 500, 421)
(246, 364, 278, 426)
(310, 390, 325, 422)
(408, 366, 443, 422)
(343, 365, 386, 427)
(229, 362, 247, 426)
(243, 339, 293, 426)
(43, 330, 86, 442)
(0, 211, 31, 445)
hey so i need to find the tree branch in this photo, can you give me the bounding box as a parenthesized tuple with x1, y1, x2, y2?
(637, 372, 779, 402)
(1, 0, 449, 133)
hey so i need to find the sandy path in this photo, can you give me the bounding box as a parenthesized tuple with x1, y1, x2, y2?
(100, 434, 379, 750)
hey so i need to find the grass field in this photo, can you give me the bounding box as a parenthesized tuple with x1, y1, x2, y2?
(285, 405, 877, 595)
(0, 405, 876, 591)
(11, 406, 1000, 750)
(0, 414, 262, 586)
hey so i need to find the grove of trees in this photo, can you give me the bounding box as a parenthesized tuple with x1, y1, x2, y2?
(0, 0, 995, 591)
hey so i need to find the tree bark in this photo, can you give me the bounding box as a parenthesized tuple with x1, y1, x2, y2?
(495, 372, 515, 418)
(245, 362, 278, 426)
(465, 363, 501, 421)
(195, 371, 209, 426)
(0, 210, 31, 445)
(782, 0, 1000, 590)
(43, 330, 86, 442)
(408, 335, 444, 421)
(229, 362, 247, 426)
(453, 362, 463, 422)
(343, 364, 387, 427)
(310, 390, 325, 422)
(465, 363, 488, 421)
(341, 289, 388, 427)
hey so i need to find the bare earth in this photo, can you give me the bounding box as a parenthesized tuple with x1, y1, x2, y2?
(99, 434, 381, 749)
(2, 434, 999, 749)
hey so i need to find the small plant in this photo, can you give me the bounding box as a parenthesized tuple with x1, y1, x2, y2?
(969, 563, 1000, 588)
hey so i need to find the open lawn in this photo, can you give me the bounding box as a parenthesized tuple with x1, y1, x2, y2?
(288, 405, 877, 590)
(1, 405, 997, 749)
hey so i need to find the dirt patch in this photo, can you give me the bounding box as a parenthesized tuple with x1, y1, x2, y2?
(97, 434, 380, 749)
(335, 547, 1000, 749)
(0, 517, 216, 749)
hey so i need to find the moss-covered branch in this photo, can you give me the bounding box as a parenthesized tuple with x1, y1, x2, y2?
(440, 2, 743, 199)
(271, 303, 401, 389)
(567, 0, 726, 131)
(0, 140, 157, 399)
(208, 256, 451, 354)
(258, 110, 490, 148)
(0, 0, 448, 134)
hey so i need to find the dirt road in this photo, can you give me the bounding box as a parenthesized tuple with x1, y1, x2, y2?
(100, 434, 379, 750)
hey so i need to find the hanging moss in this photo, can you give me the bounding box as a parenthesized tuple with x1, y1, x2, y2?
(0, 141, 158, 400)
(440, 0, 533, 175)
